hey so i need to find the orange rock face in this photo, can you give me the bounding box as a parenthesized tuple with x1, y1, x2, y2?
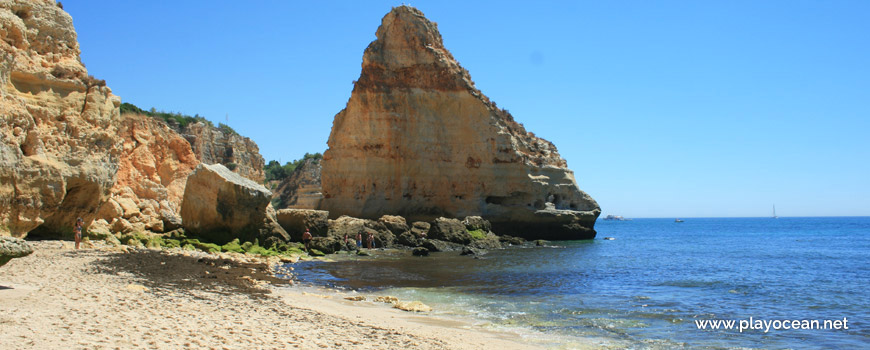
(320, 6, 600, 239)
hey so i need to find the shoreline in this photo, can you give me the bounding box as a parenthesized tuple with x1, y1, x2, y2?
(0, 241, 548, 349)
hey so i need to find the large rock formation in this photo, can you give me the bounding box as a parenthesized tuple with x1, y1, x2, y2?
(95, 113, 199, 233)
(273, 157, 323, 209)
(181, 122, 265, 184)
(320, 6, 600, 240)
(0, 0, 122, 238)
(180, 163, 286, 244)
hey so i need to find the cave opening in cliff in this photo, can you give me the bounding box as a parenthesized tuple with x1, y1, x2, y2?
(26, 179, 101, 240)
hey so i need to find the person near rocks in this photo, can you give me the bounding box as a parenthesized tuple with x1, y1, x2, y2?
(356, 232, 362, 249)
(302, 228, 313, 252)
(366, 232, 374, 249)
(74, 217, 83, 249)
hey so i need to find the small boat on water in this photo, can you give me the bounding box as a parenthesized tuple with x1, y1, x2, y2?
(675, 219, 684, 223)
(772, 205, 778, 219)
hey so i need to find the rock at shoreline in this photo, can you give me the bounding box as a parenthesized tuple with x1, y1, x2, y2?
(1, 1, 122, 238)
(411, 247, 429, 256)
(460, 246, 485, 256)
(318, 5, 600, 240)
(428, 218, 471, 245)
(421, 239, 463, 253)
(180, 163, 278, 244)
(394, 301, 432, 312)
(275, 209, 329, 241)
(462, 216, 492, 232)
(378, 215, 409, 236)
(0, 237, 33, 267)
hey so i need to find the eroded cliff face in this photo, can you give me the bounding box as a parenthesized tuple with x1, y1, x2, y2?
(321, 6, 600, 239)
(0, 0, 121, 238)
(181, 122, 265, 184)
(93, 113, 199, 233)
(273, 157, 323, 209)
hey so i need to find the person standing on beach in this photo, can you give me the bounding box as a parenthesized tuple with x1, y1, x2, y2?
(356, 232, 362, 249)
(74, 217, 83, 250)
(366, 232, 374, 249)
(302, 228, 313, 252)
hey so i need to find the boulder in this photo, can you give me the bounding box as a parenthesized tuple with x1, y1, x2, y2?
(410, 221, 430, 238)
(0, 237, 33, 267)
(396, 231, 422, 247)
(394, 301, 432, 312)
(428, 217, 472, 245)
(411, 247, 429, 256)
(259, 205, 291, 247)
(499, 235, 526, 246)
(275, 209, 329, 241)
(421, 239, 463, 252)
(160, 209, 183, 231)
(470, 235, 503, 250)
(460, 246, 485, 256)
(309, 237, 342, 254)
(462, 216, 491, 232)
(180, 163, 273, 244)
(378, 215, 409, 236)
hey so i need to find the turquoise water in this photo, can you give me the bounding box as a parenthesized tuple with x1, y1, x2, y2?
(288, 217, 870, 349)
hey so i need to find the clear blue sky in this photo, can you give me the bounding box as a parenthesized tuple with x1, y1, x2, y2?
(62, 1, 869, 218)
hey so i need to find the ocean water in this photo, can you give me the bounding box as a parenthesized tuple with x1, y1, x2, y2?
(287, 217, 870, 349)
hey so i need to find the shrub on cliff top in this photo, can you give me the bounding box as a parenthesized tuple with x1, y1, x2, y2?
(119, 102, 213, 129)
(264, 152, 323, 182)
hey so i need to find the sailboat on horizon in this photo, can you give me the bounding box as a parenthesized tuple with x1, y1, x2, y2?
(772, 205, 778, 219)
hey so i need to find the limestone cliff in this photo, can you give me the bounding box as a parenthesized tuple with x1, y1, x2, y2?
(320, 6, 600, 239)
(0, 0, 121, 238)
(181, 122, 265, 184)
(94, 113, 199, 233)
(273, 157, 323, 209)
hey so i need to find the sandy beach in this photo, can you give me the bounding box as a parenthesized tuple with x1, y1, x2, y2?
(0, 241, 540, 350)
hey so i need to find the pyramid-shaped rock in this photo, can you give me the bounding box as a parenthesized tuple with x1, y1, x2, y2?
(321, 6, 600, 239)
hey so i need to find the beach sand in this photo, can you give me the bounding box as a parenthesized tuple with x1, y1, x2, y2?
(0, 241, 540, 349)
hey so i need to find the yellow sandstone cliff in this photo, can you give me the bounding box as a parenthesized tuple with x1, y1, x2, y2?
(321, 6, 600, 239)
(1, 0, 121, 238)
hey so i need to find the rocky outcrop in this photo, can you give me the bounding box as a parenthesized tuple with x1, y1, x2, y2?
(319, 6, 600, 240)
(273, 157, 322, 209)
(94, 113, 199, 233)
(428, 217, 471, 245)
(181, 122, 265, 184)
(180, 163, 285, 244)
(1, 0, 121, 238)
(0, 236, 33, 267)
(275, 209, 329, 241)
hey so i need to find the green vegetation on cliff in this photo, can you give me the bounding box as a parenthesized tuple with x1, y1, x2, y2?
(264, 152, 322, 182)
(120, 102, 212, 129)
(120, 102, 241, 137)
